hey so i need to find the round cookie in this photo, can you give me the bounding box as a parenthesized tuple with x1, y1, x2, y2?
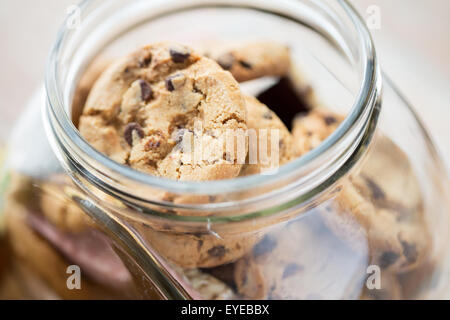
(233, 214, 368, 300)
(323, 180, 431, 273)
(213, 42, 291, 82)
(79, 42, 247, 181)
(239, 96, 295, 176)
(320, 135, 432, 273)
(291, 108, 344, 156)
(292, 108, 431, 273)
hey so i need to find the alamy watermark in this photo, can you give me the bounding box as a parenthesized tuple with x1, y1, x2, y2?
(160, 121, 281, 175)
(366, 5, 381, 30)
(66, 5, 81, 30)
(366, 265, 381, 290)
(66, 265, 81, 290)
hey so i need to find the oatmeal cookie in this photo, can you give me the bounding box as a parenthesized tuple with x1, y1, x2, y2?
(79, 42, 247, 181)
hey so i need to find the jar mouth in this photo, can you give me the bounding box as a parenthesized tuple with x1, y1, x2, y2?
(45, 0, 381, 210)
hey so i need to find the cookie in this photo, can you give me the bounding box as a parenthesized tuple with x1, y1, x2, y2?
(79, 42, 247, 181)
(291, 108, 431, 273)
(234, 213, 367, 299)
(351, 135, 423, 211)
(213, 42, 291, 82)
(322, 170, 431, 273)
(3, 176, 131, 299)
(137, 223, 261, 268)
(291, 108, 344, 156)
(39, 176, 93, 233)
(239, 96, 295, 176)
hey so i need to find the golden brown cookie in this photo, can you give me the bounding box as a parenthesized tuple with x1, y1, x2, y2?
(214, 42, 291, 82)
(323, 182, 431, 273)
(39, 176, 93, 233)
(79, 42, 247, 181)
(234, 215, 367, 300)
(239, 96, 295, 176)
(321, 137, 432, 273)
(291, 108, 344, 156)
(137, 222, 261, 269)
(2, 175, 130, 299)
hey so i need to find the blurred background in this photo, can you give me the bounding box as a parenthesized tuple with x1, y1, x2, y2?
(0, 0, 449, 167)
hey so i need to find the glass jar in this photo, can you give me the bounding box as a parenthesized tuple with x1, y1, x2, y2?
(0, 0, 449, 300)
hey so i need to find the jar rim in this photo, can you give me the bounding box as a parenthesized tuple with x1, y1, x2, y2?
(44, 0, 381, 210)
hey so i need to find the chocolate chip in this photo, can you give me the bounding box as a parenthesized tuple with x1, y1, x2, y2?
(138, 55, 152, 68)
(324, 115, 338, 126)
(169, 45, 191, 63)
(252, 235, 277, 257)
(262, 111, 273, 120)
(124, 122, 144, 146)
(364, 177, 386, 200)
(379, 251, 399, 268)
(208, 245, 226, 258)
(282, 263, 303, 279)
(139, 79, 153, 101)
(401, 240, 418, 264)
(165, 73, 186, 92)
(197, 239, 204, 251)
(217, 53, 235, 70)
(239, 60, 252, 69)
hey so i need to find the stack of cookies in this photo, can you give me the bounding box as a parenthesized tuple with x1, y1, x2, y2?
(2, 41, 432, 300)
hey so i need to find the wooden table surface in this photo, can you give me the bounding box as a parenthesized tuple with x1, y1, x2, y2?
(0, 0, 449, 168)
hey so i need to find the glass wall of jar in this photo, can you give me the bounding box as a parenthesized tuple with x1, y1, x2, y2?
(0, 0, 449, 299)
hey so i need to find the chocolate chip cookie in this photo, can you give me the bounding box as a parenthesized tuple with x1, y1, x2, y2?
(291, 108, 344, 156)
(292, 109, 431, 273)
(321, 137, 431, 273)
(79, 42, 247, 181)
(239, 96, 295, 176)
(233, 214, 367, 299)
(213, 42, 291, 82)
